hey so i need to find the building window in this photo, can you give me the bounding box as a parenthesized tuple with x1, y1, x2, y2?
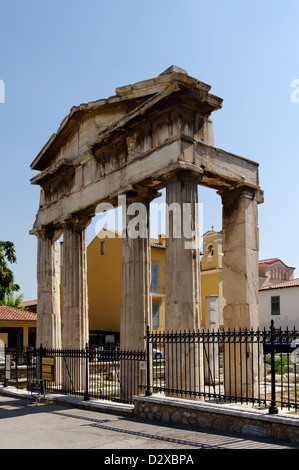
(152, 301, 160, 327)
(207, 243, 214, 255)
(271, 296, 280, 315)
(101, 241, 105, 255)
(151, 261, 159, 291)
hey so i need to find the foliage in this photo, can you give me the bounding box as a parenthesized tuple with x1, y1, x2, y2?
(265, 355, 292, 374)
(0, 241, 20, 303)
(0, 291, 25, 308)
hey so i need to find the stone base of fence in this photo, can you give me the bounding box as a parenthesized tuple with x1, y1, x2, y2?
(133, 394, 299, 444)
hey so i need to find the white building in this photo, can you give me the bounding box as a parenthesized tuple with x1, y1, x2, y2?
(258, 258, 299, 330)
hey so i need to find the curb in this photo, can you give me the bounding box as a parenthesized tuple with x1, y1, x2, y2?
(0, 386, 134, 416)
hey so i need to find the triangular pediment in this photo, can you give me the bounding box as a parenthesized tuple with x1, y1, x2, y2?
(30, 66, 222, 173)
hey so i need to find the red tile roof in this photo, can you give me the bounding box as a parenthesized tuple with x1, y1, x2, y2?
(0, 306, 37, 322)
(259, 278, 299, 291)
(259, 258, 295, 269)
(259, 258, 279, 264)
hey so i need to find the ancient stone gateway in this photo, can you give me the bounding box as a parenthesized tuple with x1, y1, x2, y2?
(30, 66, 264, 396)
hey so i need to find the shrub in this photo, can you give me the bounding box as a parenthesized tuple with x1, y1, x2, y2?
(264, 355, 293, 374)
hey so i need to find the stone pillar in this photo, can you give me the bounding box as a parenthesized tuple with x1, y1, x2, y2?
(35, 228, 62, 349)
(120, 188, 158, 350)
(120, 187, 157, 400)
(61, 215, 90, 393)
(165, 174, 203, 399)
(62, 216, 91, 349)
(220, 186, 263, 398)
(221, 186, 260, 330)
(165, 175, 201, 331)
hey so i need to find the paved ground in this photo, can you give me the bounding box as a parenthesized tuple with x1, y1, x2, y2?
(0, 394, 298, 452)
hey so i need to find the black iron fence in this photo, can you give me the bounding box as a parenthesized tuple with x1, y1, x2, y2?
(1, 321, 299, 412)
(1, 345, 145, 404)
(146, 320, 299, 414)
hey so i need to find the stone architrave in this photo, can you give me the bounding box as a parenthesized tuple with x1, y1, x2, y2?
(220, 186, 263, 398)
(35, 228, 62, 349)
(165, 173, 203, 399)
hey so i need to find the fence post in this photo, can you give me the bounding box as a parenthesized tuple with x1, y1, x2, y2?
(269, 320, 278, 414)
(26, 347, 30, 388)
(39, 344, 43, 380)
(84, 343, 90, 401)
(145, 326, 152, 396)
(3, 344, 8, 387)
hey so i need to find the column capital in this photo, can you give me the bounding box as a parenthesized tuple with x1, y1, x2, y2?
(219, 185, 264, 205)
(61, 214, 92, 231)
(33, 225, 63, 241)
(124, 185, 160, 205)
(165, 168, 203, 186)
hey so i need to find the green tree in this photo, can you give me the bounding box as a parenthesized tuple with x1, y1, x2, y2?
(0, 291, 25, 308)
(0, 241, 20, 303)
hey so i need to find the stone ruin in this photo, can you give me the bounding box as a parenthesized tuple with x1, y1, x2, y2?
(30, 66, 264, 396)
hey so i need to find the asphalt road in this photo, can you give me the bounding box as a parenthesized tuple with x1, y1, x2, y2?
(0, 395, 298, 454)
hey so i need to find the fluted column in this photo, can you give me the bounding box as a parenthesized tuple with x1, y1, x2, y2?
(221, 186, 260, 330)
(165, 174, 203, 399)
(120, 187, 158, 351)
(62, 216, 91, 349)
(35, 227, 62, 349)
(165, 175, 201, 331)
(221, 186, 262, 398)
(120, 187, 157, 401)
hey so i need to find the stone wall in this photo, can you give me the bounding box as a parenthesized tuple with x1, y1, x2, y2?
(134, 395, 299, 444)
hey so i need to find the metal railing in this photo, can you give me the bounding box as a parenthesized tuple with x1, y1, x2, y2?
(146, 320, 299, 414)
(1, 345, 145, 404)
(1, 321, 299, 412)
(88, 348, 145, 403)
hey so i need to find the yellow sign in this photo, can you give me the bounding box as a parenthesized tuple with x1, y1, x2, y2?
(42, 357, 55, 381)
(42, 357, 55, 366)
(42, 373, 53, 381)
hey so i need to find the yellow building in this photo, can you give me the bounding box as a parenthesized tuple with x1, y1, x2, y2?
(87, 228, 224, 345)
(200, 230, 225, 328)
(149, 234, 166, 333)
(87, 229, 122, 346)
(87, 229, 166, 346)
(0, 306, 37, 349)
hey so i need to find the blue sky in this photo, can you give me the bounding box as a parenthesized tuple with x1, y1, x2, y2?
(1, 0, 299, 301)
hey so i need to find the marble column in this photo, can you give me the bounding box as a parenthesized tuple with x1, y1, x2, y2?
(165, 175, 201, 331)
(120, 188, 157, 351)
(220, 186, 262, 398)
(35, 227, 62, 349)
(60, 215, 90, 393)
(62, 216, 91, 349)
(120, 187, 157, 401)
(221, 186, 260, 330)
(165, 174, 203, 399)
